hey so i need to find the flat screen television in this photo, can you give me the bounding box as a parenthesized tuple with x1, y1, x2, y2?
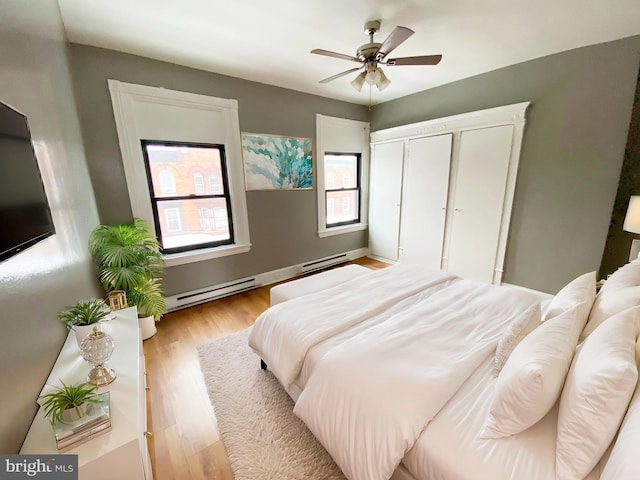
(0, 100, 55, 262)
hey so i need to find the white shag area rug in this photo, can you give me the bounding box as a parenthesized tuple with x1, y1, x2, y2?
(197, 328, 346, 480)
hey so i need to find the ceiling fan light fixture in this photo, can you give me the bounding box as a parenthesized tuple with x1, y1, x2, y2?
(376, 68, 391, 91)
(365, 66, 381, 85)
(312, 21, 442, 93)
(350, 71, 366, 92)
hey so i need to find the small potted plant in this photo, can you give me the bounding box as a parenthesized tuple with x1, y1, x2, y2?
(40, 381, 100, 426)
(57, 298, 110, 347)
(88, 217, 167, 340)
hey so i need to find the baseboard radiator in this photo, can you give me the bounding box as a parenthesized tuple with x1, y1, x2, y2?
(168, 277, 258, 311)
(164, 247, 369, 312)
(299, 253, 349, 274)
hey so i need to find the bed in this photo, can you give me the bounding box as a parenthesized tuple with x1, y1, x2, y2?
(249, 262, 640, 480)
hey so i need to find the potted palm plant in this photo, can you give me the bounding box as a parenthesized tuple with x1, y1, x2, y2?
(57, 298, 110, 347)
(40, 381, 100, 426)
(88, 217, 166, 340)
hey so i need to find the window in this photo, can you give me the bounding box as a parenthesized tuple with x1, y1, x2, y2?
(326, 172, 335, 189)
(214, 207, 229, 231)
(208, 172, 221, 194)
(315, 114, 369, 238)
(199, 207, 213, 231)
(142, 140, 234, 254)
(327, 198, 335, 217)
(343, 172, 350, 188)
(324, 153, 361, 227)
(108, 80, 251, 267)
(343, 196, 350, 213)
(164, 207, 182, 232)
(193, 173, 205, 194)
(159, 170, 176, 194)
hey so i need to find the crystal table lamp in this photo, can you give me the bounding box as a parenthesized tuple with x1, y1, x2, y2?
(80, 326, 117, 386)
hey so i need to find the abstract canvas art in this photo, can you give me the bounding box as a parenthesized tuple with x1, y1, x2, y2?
(241, 133, 312, 190)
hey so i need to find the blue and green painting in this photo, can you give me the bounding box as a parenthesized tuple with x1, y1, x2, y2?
(242, 134, 312, 190)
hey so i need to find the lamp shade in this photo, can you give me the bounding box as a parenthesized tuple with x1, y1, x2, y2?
(377, 68, 391, 91)
(350, 71, 366, 92)
(365, 66, 381, 85)
(623, 196, 640, 234)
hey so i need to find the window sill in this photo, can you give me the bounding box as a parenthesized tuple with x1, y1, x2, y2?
(318, 223, 367, 238)
(164, 243, 251, 267)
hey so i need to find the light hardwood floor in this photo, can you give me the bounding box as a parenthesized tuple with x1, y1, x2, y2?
(143, 257, 388, 479)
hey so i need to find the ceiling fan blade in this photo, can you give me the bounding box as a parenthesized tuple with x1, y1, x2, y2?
(311, 49, 361, 63)
(386, 54, 443, 66)
(319, 67, 362, 84)
(376, 26, 414, 59)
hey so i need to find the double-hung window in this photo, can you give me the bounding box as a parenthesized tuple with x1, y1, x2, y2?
(324, 153, 361, 227)
(193, 173, 205, 194)
(108, 80, 251, 266)
(141, 140, 234, 254)
(315, 114, 369, 238)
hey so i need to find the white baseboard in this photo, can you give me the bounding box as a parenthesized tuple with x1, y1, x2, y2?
(165, 247, 369, 311)
(367, 254, 398, 265)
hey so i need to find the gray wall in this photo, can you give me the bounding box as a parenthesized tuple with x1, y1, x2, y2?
(0, 1, 102, 452)
(68, 45, 370, 296)
(371, 36, 640, 293)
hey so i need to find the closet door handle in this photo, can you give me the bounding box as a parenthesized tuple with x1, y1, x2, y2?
(454, 208, 462, 212)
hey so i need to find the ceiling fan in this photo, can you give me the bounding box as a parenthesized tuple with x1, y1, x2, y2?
(311, 20, 442, 92)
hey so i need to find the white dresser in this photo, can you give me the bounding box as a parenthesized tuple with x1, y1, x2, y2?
(20, 307, 152, 480)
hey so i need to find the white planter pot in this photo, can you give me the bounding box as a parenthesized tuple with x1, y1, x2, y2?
(139, 315, 157, 340)
(61, 402, 87, 423)
(73, 324, 100, 348)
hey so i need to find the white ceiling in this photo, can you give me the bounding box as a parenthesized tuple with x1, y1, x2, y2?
(57, 0, 640, 106)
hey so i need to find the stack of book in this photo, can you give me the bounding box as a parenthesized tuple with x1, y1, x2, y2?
(54, 391, 111, 452)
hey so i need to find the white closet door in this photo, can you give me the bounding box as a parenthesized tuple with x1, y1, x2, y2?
(369, 141, 404, 261)
(400, 134, 452, 269)
(447, 125, 514, 283)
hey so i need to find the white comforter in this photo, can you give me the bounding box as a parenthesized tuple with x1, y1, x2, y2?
(250, 266, 540, 480)
(249, 265, 457, 388)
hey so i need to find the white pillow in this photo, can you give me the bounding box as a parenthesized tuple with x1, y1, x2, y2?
(481, 303, 584, 439)
(581, 261, 640, 339)
(543, 271, 596, 322)
(600, 378, 640, 480)
(556, 307, 640, 480)
(600, 259, 640, 290)
(582, 287, 640, 340)
(493, 303, 541, 376)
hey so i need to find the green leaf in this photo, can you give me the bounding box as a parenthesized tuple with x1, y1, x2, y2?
(88, 217, 166, 321)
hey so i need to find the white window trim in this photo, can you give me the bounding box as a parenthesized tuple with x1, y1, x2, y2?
(316, 114, 370, 238)
(108, 80, 251, 266)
